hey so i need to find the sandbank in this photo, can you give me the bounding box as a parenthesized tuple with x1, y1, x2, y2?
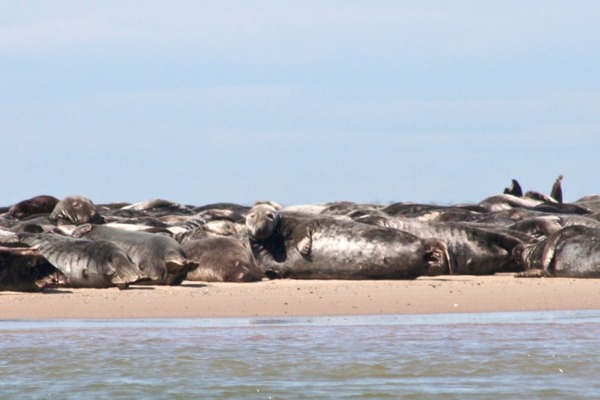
(1, 274, 599, 320)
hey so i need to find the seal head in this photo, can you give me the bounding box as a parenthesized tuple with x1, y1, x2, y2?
(246, 204, 281, 240)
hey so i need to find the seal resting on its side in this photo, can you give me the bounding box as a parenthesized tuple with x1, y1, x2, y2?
(73, 224, 197, 285)
(0, 245, 67, 291)
(17, 233, 146, 289)
(50, 195, 104, 225)
(8, 195, 60, 220)
(514, 225, 600, 278)
(245, 204, 452, 280)
(182, 236, 263, 282)
(353, 214, 530, 275)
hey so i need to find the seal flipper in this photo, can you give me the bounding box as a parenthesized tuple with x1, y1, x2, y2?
(293, 225, 314, 257)
(550, 175, 563, 204)
(165, 259, 199, 285)
(504, 179, 523, 197)
(515, 269, 550, 278)
(71, 223, 94, 238)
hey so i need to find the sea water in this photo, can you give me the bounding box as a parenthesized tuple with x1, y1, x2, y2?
(1, 310, 599, 399)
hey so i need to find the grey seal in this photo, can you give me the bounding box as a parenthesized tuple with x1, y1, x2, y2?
(354, 214, 531, 275)
(515, 225, 600, 278)
(73, 224, 197, 285)
(18, 233, 146, 288)
(245, 204, 452, 280)
(0, 245, 66, 291)
(50, 195, 104, 225)
(8, 195, 60, 220)
(182, 236, 263, 282)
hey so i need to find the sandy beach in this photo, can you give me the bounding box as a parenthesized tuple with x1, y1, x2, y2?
(1, 274, 599, 319)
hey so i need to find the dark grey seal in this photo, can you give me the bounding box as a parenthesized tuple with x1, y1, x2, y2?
(73, 224, 197, 285)
(245, 204, 452, 280)
(514, 225, 600, 278)
(18, 233, 146, 288)
(182, 236, 263, 282)
(0, 245, 66, 291)
(8, 195, 60, 220)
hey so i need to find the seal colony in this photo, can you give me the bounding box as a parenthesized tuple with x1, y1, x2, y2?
(2, 176, 600, 292)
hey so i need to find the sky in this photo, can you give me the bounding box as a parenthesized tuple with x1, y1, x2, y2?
(2, 1, 599, 208)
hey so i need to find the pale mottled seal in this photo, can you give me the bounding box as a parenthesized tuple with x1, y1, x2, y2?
(73, 224, 197, 285)
(18, 233, 146, 288)
(354, 214, 531, 275)
(245, 204, 451, 280)
(478, 194, 544, 212)
(50, 195, 104, 224)
(382, 202, 484, 223)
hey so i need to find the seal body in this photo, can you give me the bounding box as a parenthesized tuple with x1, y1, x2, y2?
(50, 195, 104, 224)
(182, 236, 263, 282)
(18, 233, 146, 288)
(74, 225, 196, 285)
(9, 195, 60, 220)
(246, 205, 451, 280)
(0, 246, 66, 291)
(515, 225, 600, 278)
(355, 214, 530, 275)
(509, 215, 600, 240)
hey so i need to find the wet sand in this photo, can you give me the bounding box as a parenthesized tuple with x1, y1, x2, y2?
(2, 274, 600, 319)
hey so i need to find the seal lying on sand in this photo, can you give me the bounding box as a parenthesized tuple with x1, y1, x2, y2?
(0, 246, 66, 291)
(18, 233, 146, 288)
(182, 236, 263, 282)
(354, 214, 530, 275)
(245, 204, 452, 280)
(73, 224, 197, 285)
(514, 225, 600, 278)
(50, 195, 104, 225)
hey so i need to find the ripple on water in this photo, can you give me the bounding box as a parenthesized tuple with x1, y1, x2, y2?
(1, 311, 600, 399)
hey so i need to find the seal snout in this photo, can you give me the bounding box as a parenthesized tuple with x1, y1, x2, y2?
(245, 204, 281, 240)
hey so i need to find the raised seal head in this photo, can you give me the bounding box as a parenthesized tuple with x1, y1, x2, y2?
(245, 204, 281, 240)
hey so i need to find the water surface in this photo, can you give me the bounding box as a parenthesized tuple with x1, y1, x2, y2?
(1, 310, 599, 399)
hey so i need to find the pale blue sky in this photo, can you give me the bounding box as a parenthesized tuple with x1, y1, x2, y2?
(2, 1, 599, 207)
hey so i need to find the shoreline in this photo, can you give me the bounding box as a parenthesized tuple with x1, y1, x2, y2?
(2, 275, 600, 320)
